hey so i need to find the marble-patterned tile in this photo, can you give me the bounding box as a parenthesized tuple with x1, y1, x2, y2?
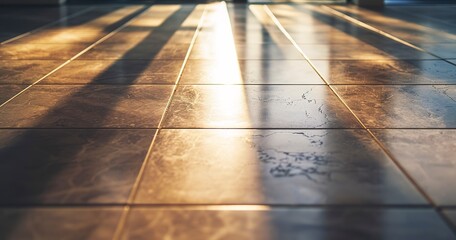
(163, 85, 360, 128)
(334, 85, 456, 128)
(298, 44, 437, 60)
(180, 60, 324, 85)
(190, 44, 303, 60)
(0, 44, 86, 60)
(372, 129, 456, 206)
(122, 208, 454, 240)
(314, 60, 456, 85)
(79, 43, 190, 60)
(0, 60, 62, 84)
(0, 85, 27, 104)
(0, 129, 154, 204)
(0, 207, 121, 240)
(135, 129, 424, 204)
(443, 209, 456, 228)
(43, 60, 182, 85)
(0, 85, 172, 128)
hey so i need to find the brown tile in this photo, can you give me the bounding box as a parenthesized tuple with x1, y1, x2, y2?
(79, 43, 190, 60)
(103, 30, 196, 44)
(334, 85, 456, 128)
(43, 60, 182, 85)
(135, 129, 424, 205)
(0, 85, 173, 128)
(372, 129, 456, 206)
(122, 208, 454, 240)
(164, 85, 360, 128)
(181, 60, 324, 85)
(0, 60, 62, 84)
(0, 207, 121, 240)
(314, 60, 456, 85)
(0, 129, 154, 204)
(0, 44, 86, 60)
(11, 30, 103, 44)
(0, 85, 27, 104)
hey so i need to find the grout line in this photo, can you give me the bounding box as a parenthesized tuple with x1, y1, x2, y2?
(0, 6, 151, 110)
(0, 203, 435, 209)
(263, 3, 438, 207)
(2, 83, 456, 86)
(0, 127, 454, 130)
(111, 5, 208, 240)
(1, 7, 95, 45)
(320, 5, 456, 68)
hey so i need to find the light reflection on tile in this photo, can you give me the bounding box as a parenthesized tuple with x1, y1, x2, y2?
(0, 208, 121, 240)
(181, 60, 324, 84)
(314, 60, 456, 85)
(43, 60, 182, 85)
(0, 129, 154, 204)
(335, 85, 456, 128)
(164, 85, 360, 128)
(122, 208, 454, 240)
(372, 129, 456, 206)
(0, 60, 62, 84)
(0, 85, 173, 128)
(135, 129, 424, 205)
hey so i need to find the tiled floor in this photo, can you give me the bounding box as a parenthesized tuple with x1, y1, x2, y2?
(0, 2, 455, 240)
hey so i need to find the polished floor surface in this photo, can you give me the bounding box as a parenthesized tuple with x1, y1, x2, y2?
(0, 2, 456, 240)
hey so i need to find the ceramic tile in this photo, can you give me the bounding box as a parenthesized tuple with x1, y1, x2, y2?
(0, 207, 121, 240)
(0, 85, 27, 104)
(0, 129, 154, 204)
(334, 85, 456, 128)
(135, 129, 424, 204)
(372, 129, 456, 206)
(313, 60, 456, 85)
(0, 44, 86, 60)
(0, 85, 173, 128)
(190, 44, 303, 60)
(180, 60, 324, 84)
(79, 43, 190, 60)
(163, 85, 360, 128)
(122, 208, 454, 240)
(0, 60, 62, 84)
(43, 60, 182, 85)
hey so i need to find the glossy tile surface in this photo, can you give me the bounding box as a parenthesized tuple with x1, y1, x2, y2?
(0, 85, 173, 128)
(314, 60, 456, 85)
(164, 85, 360, 128)
(0, 208, 121, 240)
(0, 44, 86, 60)
(372, 130, 456, 206)
(122, 208, 455, 240)
(335, 85, 456, 128)
(0, 129, 154, 204)
(181, 60, 324, 84)
(0, 85, 27, 104)
(2, 2, 456, 239)
(79, 43, 190, 60)
(43, 60, 182, 84)
(0, 60, 62, 84)
(136, 129, 423, 204)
